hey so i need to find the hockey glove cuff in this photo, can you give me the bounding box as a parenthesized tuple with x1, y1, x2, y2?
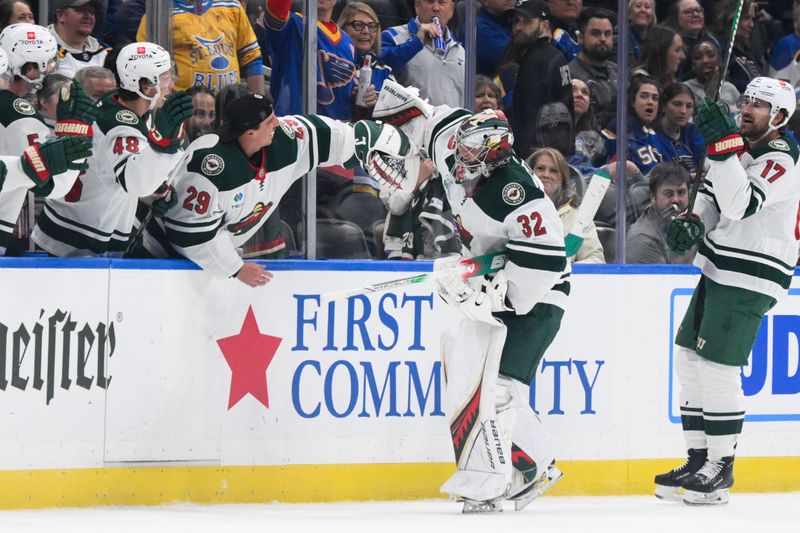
(21, 137, 93, 188)
(55, 81, 96, 137)
(707, 134, 745, 161)
(149, 91, 194, 154)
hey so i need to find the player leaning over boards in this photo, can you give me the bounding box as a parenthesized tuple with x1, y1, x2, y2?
(659, 77, 800, 506)
(141, 91, 413, 287)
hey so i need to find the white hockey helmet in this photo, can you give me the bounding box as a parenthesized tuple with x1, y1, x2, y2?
(0, 47, 8, 77)
(0, 23, 57, 87)
(742, 77, 797, 133)
(116, 42, 173, 107)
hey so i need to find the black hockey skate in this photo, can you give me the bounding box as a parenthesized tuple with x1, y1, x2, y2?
(681, 456, 734, 506)
(654, 448, 708, 501)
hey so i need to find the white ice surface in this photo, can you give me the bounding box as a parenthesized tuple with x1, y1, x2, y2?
(1, 494, 799, 533)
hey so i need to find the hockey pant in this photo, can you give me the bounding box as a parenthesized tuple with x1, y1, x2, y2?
(676, 347, 744, 460)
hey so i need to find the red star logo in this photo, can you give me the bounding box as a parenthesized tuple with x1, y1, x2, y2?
(216, 306, 282, 410)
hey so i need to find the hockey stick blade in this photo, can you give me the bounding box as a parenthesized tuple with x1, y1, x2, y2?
(319, 251, 507, 303)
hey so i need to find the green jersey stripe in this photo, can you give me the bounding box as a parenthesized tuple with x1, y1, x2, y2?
(699, 241, 792, 288)
(37, 211, 113, 254)
(301, 115, 332, 163)
(507, 248, 566, 272)
(507, 239, 566, 252)
(706, 235, 794, 271)
(295, 116, 317, 172)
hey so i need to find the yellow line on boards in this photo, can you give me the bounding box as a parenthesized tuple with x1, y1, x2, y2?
(1, 458, 798, 510)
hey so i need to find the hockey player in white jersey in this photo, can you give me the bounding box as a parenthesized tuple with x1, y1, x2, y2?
(141, 92, 415, 287)
(0, 22, 95, 254)
(660, 77, 800, 505)
(372, 83, 567, 513)
(32, 41, 193, 256)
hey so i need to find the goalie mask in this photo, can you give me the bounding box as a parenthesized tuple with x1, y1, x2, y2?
(117, 42, 173, 110)
(738, 77, 796, 137)
(452, 109, 514, 183)
(0, 23, 57, 88)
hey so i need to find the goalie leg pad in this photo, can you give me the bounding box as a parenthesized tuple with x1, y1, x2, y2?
(441, 320, 513, 502)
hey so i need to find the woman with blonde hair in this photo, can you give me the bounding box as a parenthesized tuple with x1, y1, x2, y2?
(527, 148, 605, 263)
(338, 2, 394, 99)
(628, 0, 656, 62)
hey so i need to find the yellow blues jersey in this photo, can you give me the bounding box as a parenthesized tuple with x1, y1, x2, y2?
(137, 0, 264, 92)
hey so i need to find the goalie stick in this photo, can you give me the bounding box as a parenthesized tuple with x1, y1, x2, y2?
(319, 251, 507, 303)
(685, 0, 745, 215)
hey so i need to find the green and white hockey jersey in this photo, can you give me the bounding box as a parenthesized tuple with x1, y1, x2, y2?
(0, 90, 79, 255)
(695, 135, 800, 300)
(425, 107, 570, 314)
(32, 92, 183, 257)
(145, 114, 357, 278)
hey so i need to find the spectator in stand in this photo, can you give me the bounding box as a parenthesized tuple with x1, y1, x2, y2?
(527, 147, 604, 263)
(572, 78, 597, 133)
(653, 82, 703, 175)
(339, 2, 392, 118)
(769, 0, 800, 89)
(35, 73, 70, 127)
(631, 25, 684, 88)
(474, 75, 502, 112)
(185, 85, 216, 142)
(628, 0, 656, 63)
(626, 161, 693, 264)
(49, 0, 111, 79)
(103, 0, 143, 48)
(266, 0, 361, 118)
(568, 7, 617, 129)
(684, 38, 740, 114)
(503, 0, 573, 159)
(381, 0, 465, 107)
(138, 0, 264, 95)
(476, 0, 514, 76)
(709, 0, 762, 93)
(74, 65, 115, 101)
(0, 0, 34, 30)
(663, 0, 719, 80)
(546, 0, 580, 61)
(602, 75, 663, 174)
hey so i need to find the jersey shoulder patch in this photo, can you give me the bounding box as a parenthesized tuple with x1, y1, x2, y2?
(95, 93, 148, 136)
(749, 134, 800, 163)
(472, 158, 545, 222)
(187, 140, 254, 191)
(0, 90, 46, 127)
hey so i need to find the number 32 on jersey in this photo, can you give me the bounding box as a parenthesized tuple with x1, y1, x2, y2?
(517, 211, 547, 237)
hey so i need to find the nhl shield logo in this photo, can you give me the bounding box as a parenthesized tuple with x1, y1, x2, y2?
(502, 183, 525, 205)
(201, 154, 225, 176)
(13, 98, 35, 116)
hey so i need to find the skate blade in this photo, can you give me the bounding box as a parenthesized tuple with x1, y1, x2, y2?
(462, 498, 503, 514)
(513, 467, 564, 511)
(683, 488, 730, 506)
(654, 484, 682, 502)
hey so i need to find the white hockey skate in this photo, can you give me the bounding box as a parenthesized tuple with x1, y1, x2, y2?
(509, 461, 563, 511)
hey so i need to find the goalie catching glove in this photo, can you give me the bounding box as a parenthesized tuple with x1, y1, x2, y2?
(348, 120, 419, 194)
(55, 80, 97, 137)
(21, 136, 92, 189)
(147, 91, 194, 154)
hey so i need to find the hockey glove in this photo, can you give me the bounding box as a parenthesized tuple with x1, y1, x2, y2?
(695, 98, 743, 161)
(666, 213, 705, 254)
(55, 80, 97, 137)
(152, 184, 178, 216)
(147, 91, 194, 154)
(21, 137, 92, 188)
